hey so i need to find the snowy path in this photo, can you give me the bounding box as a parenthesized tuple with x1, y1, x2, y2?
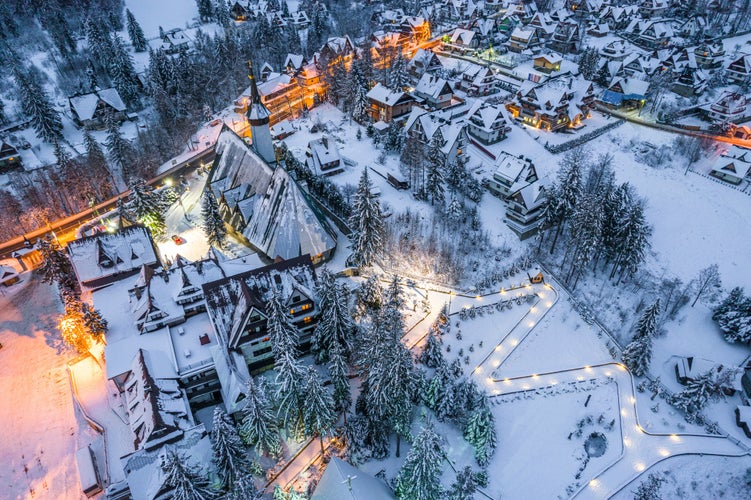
(456, 277, 750, 498)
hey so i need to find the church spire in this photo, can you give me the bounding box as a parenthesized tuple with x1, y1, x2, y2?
(245, 59, 275, 164)
(248, 60, 261, 105)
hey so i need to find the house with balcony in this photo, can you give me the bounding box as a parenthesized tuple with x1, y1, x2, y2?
(484, 152, 538, 199)
(508, 27, 541, 53)
(408, 48, 443, 78)
(528, 12, 557, 43)
(672, 66, 708, 97)
(0, 140, 22, 173)
(412, 73, 454, 110)
(506, 75, 595, 131)
(597, 5, 638, 31)
(599, 40, 632, 61)
(598, 77, 650, 110)
(693, 42, 725, 69)
(707, 91, 750, 124)
(69, 88, 127, 129)
(677, 15, 707, 40)
(160, 28, 192, 54)
(459, 64, 499, 96)
(550, 21, 581, 54)
(445, 28, 478, 53)
(404, 107, 469, 166)
(305, 136, 342, 173)
(366, 83, 416, 122)
(635, 20, 674, 49)
(727, 54, 751, 84)
(465, 101, 511, 144)
(505, 176, 548, 239)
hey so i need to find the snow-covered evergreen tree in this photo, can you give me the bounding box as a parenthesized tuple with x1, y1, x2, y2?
(266, 291, 306, 434)
(109, 34, 141, 106)
(83, 130, 109, 177)
(348, 168, 386, 267)
(634, 299, 662, 341)
(201, 190, 227, 248)
(463, 395, 497, 467)
(125, 9, 148, 52)
(302, 367, 336, 453)
(613, 201, 651, 282)
(669, 369, 730, 419)
(106, 111, 134, 179)
(356, 274, 382, 317)
(38, 235, 77, 293)
(226, 470, 262, 500)
(621, 335, 653, 377)
(80, 302, 108, 342)
(425, 360, 454, 420)
(712, 287, 751, 343)
(240, 377, 282, 458)
(565, 192, 602, 286)
(213, 0, 231, 26)
(328, 341, 352, 418)
(312, 269, 355, 362)
(419, 330, 444, 368)
(13, 67, 63, 143)
(211, 407, 249, 491)
(161, 450, 215, 500)
(578, 47, 600, 80)
(395, 422, 446, 500)
(425, 134, 445, 206)
(197, 0, 214, 21)
(127, 179, 167, 239)
(448, 466, 478, 500)
(389, 53, 409, 90)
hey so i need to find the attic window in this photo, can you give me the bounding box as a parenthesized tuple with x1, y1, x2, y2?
(274, 275, 282, 285)
(199, 333, 210, 345)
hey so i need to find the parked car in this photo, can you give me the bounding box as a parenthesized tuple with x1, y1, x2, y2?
(171, 235, 185, 245)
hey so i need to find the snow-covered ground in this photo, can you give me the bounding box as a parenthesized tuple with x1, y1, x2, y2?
(0, 278, 82, 499)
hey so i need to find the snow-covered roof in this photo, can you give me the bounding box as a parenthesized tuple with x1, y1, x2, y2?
(211, 346, 250, 416)
(712, 146, 751, 180)
(510, 26, 535, 41)
(306, 136, 341, 172)
(414, 73, 453, 101)
(366, 83, 408, 105)
(466, 101, 509, 132)
(493, 152, 534, 184)
(120, 424, 211, 500)
(535, 53, 562, 65)
(67, 226, 159, 289)
(450, 28, 476, 46)
(210, 130, 336, 259)
(69, 88, 126, 122)
(311, 457, 395, 500)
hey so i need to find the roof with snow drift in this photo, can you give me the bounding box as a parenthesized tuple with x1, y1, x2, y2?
(69, 88, 126, 122)
(311, 457, 395, 499)
(209, 129, 337, 262)
(67, 225, 160, 289)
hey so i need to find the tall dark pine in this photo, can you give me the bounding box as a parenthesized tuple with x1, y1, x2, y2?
(239, 377, 282, 458)
(201, 190, 227, 248)
(127, 179, 167, 239)
(634, 299, 661, 341)
(211, 407, 249, 491)
(125, 9, 148, 52)
(348, 168, 385, 267)
(106, 110, 133, 180)
(80, 303, 108, 342)
(712, 287, 751, 343)
(161, 450, 214, 500)
(13, 67, 63, 143)
(197, 0, 213, 22)
(109, 34, 141, 107)
(463, 395, 497, 468)
(395, 422, 446, 499)
(311, 269, 355, 362)
(302, 367, 337, 453)
(38, 235, 77, 294)
(266, 292, 306, 435)
(328, 341, 352, 420)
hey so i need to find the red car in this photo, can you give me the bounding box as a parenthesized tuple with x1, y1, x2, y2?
(171, 235, 186, 245)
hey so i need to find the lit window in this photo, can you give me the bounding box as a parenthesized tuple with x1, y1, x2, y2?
(303, 316, 312, 324)
(289, 308, 295, 315)
(302, 303, 311, 311)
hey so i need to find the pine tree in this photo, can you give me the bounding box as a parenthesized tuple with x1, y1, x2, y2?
(389, 52, 409, 90)
(85, 17, 115, 70)
(197, 0, 214, 22)
(106, 111, 133, 179)
(240, 377, 282, 458)
(214, 0, 231, 27)
(302, 367, 336, 453)
(448, 466, 478, 500)
(425, 361, 453, 419)
(356, 274, 382, 316)
(80, 303, 108, 342)
(267, 292, 306, 434)
(348, 168, 386, 267)
(395, 422, 446, 500)
(126, 9, 148, 52)
(161, 450, 215, 500)
(621, 335, 653, 377)
(712, 287, 751, 343)
(578, 47, 600, 80)
(59, 297, 94, 354)
(463, 395, 497, 468)
(127, 179, 168, 239)
(634, 299, 662, 341)
(109, 34, 141, 107)
(13, 67, 63, 143)
(201, 190, 227, 248)
(211, 407, 249, 490)
(565, 193, 602, 287)
(348, 62, 370, 123)
(669, 369, 729, 418)
(38, 235, 77, 293)
(311, 269, 355, 362)
(226, 470, 262, 500)
(273, 485, 287, 500)
(419, 330, 444, 368)
(425, 133, 445, 205)
(328, 341, 352, 418)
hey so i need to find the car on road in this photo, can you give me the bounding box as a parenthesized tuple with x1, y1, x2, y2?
(171, 235, 186, 245)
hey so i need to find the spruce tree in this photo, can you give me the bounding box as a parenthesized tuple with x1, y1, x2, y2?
(669, 369, 729, 419)
(126, 9, 148, 52)
(311, 269, 355, 362)
(328, 341, 352, 418)
(356, 274, 382, 317)
(211, 407, 249, 491)
(425, 134, 445, 205)
(419, 330, 444, 368)
(448, 466, 478, 500)
(712, 287, 751, 343)
(226, 470, 262, 500)
(634, 299, 662, 340)
(201, 190, 227, 248)
(302, 367, 337, 453)
(395, 422, 446, 500)
(197, 0, 214, 22)
(266, 292, 306, 434)
(13, 67, 63, 143)
(214, 0, 231, 26)
(127, 179, 167, 239)
(348, 168, 385, 267)
(84, 130, 108, 173)
(633, 473, 665, 500)
(109, 34, 141, 106)
(80, 303, 108, 342)
(106, 111, 133, 179)
(38, 235, 77, 293)
(239, 377, 282, 458)
(463, 395, 497, 468)
(621, 335, 653, 377)
(161, 450, 215, 500)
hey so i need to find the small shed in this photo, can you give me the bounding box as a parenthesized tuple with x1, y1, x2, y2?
(533, 53, 562, 73)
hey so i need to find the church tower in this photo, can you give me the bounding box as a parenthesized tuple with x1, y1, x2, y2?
(246, 60, 275, 164)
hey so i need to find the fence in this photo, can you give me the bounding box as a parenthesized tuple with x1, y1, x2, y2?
(544, 119, 626, 154)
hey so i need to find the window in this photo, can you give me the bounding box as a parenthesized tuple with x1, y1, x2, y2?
(301, 303, 311, 311)
(303, 316, 312, 324)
